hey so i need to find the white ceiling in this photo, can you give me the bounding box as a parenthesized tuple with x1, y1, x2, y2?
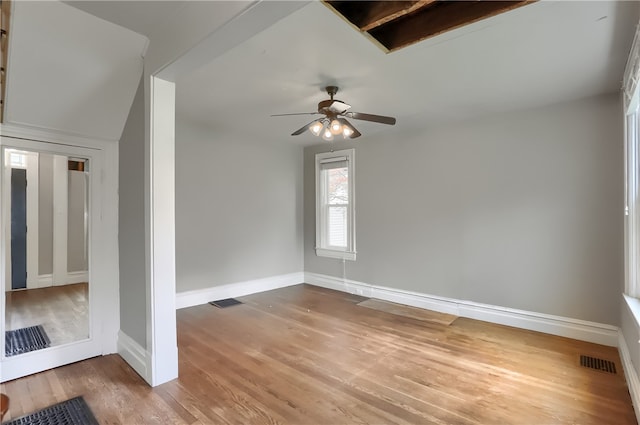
(68, 1, 640, 146)
(62, 1, 186, 39)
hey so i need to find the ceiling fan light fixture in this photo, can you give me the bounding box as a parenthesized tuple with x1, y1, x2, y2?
(310, 120, 324, 136)
(272, 86, 395, 139)
(329, 119, 343, 135)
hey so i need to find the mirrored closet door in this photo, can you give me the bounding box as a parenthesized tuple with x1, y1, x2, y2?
(4, 150, 90, 355)
(0, 137, 110, 383)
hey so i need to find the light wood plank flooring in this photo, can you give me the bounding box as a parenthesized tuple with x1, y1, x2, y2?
(1, 284, 636, 424)
(5, 283, 89, 347)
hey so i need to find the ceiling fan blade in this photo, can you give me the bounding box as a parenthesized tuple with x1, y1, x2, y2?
(291, 119, 321, 136)
(271, 112, 319, 117)
(337, 118, 361, 139)
(344, 112, 396, 125)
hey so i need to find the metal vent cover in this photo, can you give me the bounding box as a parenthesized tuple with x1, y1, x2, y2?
(209, 298, 242, 308)
(580, 355, 617, 374)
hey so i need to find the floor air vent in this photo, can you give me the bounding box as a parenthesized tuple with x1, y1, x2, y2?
(209, 298, 242, 308)
(580, 355, 617, 374)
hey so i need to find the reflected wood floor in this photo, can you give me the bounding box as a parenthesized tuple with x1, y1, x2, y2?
(5, 283, 89, 347)
(1, 284, 636, 424)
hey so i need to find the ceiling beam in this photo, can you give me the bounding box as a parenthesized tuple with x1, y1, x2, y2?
(360, 0, 436, 32)
(326, 1, 438, 33)
(369, 0, 533, 52)
(324, 0, 535, 53)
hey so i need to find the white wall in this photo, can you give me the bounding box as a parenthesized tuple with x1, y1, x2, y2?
(175, 118, 304, 292)
(118, 78, 147, 348)
(305, 93, 623, 326)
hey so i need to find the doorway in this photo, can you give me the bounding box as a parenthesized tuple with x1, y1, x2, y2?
(10, 167, 26, 290)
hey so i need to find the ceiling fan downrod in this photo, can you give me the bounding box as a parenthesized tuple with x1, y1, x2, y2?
(325, 85, 338, 100)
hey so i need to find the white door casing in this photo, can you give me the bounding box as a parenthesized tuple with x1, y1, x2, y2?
(52, 154, 68, 286)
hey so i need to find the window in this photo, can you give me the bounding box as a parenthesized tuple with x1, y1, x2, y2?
(315, 149, 356, 261)
(7, 151, 26, 169)
(624, 26, 640, 297)
(626, 107, 640, 297)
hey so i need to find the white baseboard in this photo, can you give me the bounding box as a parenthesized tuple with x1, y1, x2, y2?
(30, 271, 88, 288)
(117, 330, 149, 383)
(619, 330, 640, 424)
(304, 272, 619, 347)
(67, 270, 88, 284)
(176, 272, 304, 310)
(34, 273, 52, 288)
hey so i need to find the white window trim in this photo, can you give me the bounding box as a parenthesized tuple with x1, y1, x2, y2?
(315, 148, 356, 261)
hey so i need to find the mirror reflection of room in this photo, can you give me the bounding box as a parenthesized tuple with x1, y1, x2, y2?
(4, 150, 89, 356)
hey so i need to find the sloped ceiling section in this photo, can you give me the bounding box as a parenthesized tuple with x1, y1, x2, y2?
(4, 1, 148, 141)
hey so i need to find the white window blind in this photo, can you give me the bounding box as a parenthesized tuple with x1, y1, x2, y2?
(320, 159, 348, 248)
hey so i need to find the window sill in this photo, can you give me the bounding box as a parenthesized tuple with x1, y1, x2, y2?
(625, 294, 640, 329)
(316, 248, 356, 261)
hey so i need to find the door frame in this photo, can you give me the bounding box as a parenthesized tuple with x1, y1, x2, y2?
(0, 126, 119, 382)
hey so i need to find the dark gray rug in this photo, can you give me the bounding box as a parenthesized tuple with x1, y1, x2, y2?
(3, 396, 98, 425)
(5, 325, 51, 357)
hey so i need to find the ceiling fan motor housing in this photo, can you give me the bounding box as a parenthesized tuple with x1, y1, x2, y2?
(318, 99, 351, 116)
(317, 86, 349, 115)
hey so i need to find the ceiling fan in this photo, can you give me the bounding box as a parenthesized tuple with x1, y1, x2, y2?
(271, 86, 396, 140)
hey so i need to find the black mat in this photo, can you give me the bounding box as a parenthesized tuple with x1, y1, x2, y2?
(3, 396, 98, 425)
(5, 325, 50, 357)
(209, 298, 242, 308)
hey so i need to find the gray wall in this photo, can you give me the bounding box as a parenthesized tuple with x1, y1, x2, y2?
(38, 154, 54, 275)
(67, 170, 87, 272)
(118, 77, 147, 348)
(175, 118, 304, 292)
(305, 93, 623, 326)
(38, 155, 88, 276)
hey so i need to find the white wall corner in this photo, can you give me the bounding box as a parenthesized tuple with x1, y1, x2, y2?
(304, 272, 619, 347)
(618, 330, 640, 425)
(146, 76, 178, 388)
(176, 272, 304, 310)
(117, 330, 149, 383)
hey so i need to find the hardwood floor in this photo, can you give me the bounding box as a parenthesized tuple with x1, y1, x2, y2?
(1, 284, 636, 424)
(5, 282, 89, 347)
